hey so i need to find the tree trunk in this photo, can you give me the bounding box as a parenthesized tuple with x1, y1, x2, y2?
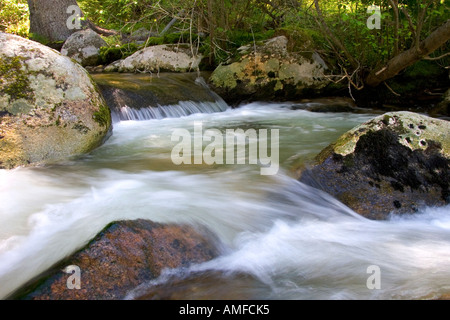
(27, 0, 80, 43)
(365, 19, 450, 87)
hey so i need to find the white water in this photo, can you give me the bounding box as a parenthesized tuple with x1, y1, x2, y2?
(116, 100, 228, 121)
(0, 102, 449, 300)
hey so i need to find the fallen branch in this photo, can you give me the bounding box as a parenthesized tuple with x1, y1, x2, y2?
(86, 20, 118, 37)
(384, 82, 401, 97)
(424, 52, 450, 60)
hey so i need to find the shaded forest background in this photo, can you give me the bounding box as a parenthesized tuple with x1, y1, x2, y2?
(1, 0, 449, 108)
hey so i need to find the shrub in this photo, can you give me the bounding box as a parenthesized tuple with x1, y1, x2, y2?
(0, 0, 29, 37)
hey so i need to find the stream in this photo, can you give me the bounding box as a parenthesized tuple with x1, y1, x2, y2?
(0, 74, 449, 300)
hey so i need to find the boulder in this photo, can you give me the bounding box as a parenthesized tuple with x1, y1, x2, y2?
(114, 44, 202, 73)
(103, 59, 123, 72)
(61, 29, 107, 67)
(13, 219, 220, 300)
(298, 111, 450, 220)
(92, 72, 219, 110)
(0, 32, 111, 169)
(209, 36, 329, 104)
(290, 97, 360, 113)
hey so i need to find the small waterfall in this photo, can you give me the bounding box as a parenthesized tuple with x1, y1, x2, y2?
(93, 73, 230, 123)
(115, 100, 229, 121)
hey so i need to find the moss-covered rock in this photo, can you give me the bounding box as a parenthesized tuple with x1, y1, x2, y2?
(61, 29, 108, 67)
(209, 36, 329, 104)
(298, 111, 450, 220)
(0, 32, 112, 169)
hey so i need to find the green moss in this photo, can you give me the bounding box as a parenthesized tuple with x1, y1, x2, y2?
(93, 103, 111, 127)
(28, 33, 50, 46)
(227, 30, 275, 49)
(146, 37, 165, 46)
(162, 32, 197, 44)
(98, 43, 141, 65)
(210, 64, 238, 89)
(0, 56, 34, 103)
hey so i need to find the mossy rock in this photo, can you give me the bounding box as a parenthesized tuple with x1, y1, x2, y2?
(209, 36, 329, 104)
(299, 111, 450, 220)
(0, 32, 112, 169)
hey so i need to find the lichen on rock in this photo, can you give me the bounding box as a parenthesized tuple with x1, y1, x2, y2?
(0, 32, 112, 169)
(298, 111, 450, 220)
(209, 36, 329, 104)
(61, 29, 108, 67)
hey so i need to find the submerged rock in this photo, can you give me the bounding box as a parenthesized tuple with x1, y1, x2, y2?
(128, 270, 270, 300)
(92, 72, 218, 108)
(209, 36, 329, 104)
(290, 97, 361, 113)
(113, 44, 202, 73)
(13, 219, 220, 300)
(61, 29, 108, 67)
(0, 32, 111, 169)
(298, 111, 450, 220)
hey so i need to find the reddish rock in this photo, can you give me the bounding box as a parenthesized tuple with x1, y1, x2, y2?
(13, 220, 220, 300)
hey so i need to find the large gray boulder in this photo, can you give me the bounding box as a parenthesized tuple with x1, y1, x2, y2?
(61, 29, 107, 67)
(298, 111, 450, 220)
(0, 32, 111, 169)
(209, 36, 329, 104)
(109, 44, 202, 73)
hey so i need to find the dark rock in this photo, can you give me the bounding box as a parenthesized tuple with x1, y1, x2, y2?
(290, 97, 360, 113)
(298, 112, 450, 220)
(209, 36, 329, 104)
(12, 220, 220, 300)
(92, 72, 217, 108)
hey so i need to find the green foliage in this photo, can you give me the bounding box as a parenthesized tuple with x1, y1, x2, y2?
(78, 0, 150, 29)
(0, 0, 29, 37)
(28, 33, 50, 45)
(404, 60, 444, 79)
(73, 0, 450, 76)
(227, 30, 275, 48)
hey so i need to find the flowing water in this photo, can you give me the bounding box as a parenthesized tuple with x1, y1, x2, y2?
(0, 78, 449, 300)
